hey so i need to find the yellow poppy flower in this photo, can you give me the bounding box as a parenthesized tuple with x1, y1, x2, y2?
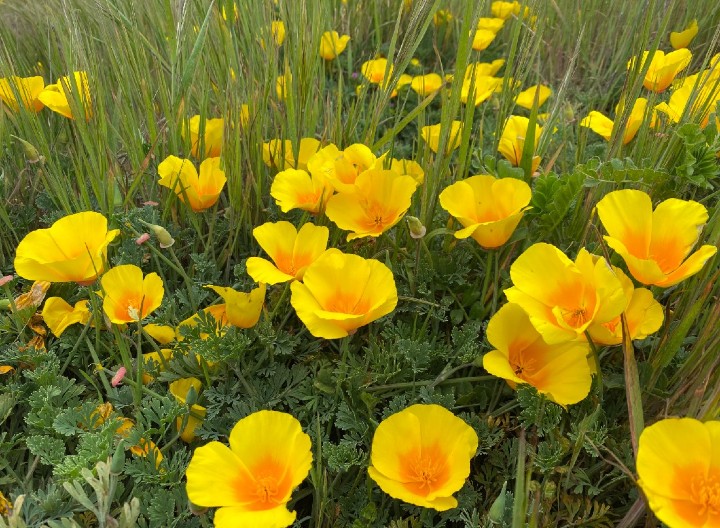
(246, 222, 329, 284)
(515, 84, 552, 109)
(38, 71, 92, 120)
(655, 73, 720, 127)
(388, 158, 424, 186)
(115, 417, 164, 467)
(461, 75, 502, 106)
(465, 60, 505, 79)
(628, 49, 692, 93)
(262, 137, 321, 171)
(42, 298, 91, 337)
(504, 244, 627, 344)
(491, 1, 521, 19)
(361, 58, 393, 84)
(410, 73, 443, 96)
(307, 143, 378, 193)
(14, 211, 120, 284)
(325, 168, 417, 241)
(497, 115, 542, 172)
(185, 115, 223, 158)
(580, 98, 648, 144)
(483, 303, 592, 405)
(272, 20, 285, 45)
(157, 156, 227, 212)
(276, 70, 292, 100)
(368, 404, 478, 511)
(101, 265, 164, 324)
(670, 19, 698, 50)
(421, 121, 463, 154)
(143, 323, 176, 344)
(477, 17, 505, 32)
(290, 249, 397, 339)
(0, 75, 45, 112)
(169, 377, 206, 443)
(596, 189, 717, 287)
(141, 349, 172, 384)
(204, 283, 266, 329)
(637, 417, 720, 528)
(270, 168, 335, 214)
(439, 175, 531, 248)
(319, 31, 350, 60)
(471, 29, 497, 51)
(185, 410, 312, 528)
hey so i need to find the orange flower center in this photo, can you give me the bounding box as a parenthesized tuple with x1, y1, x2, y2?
(234, 458, 292, 511)
(690, 473, 720, 517)
(563, 307, 588, 328)
(509, 350, 539, 380)
(324, 293, 369, 315)
(398, 444, 450, 497)
(117, 295, 144, 321)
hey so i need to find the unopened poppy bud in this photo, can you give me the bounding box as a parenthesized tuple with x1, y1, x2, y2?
(140, 220, 175, 249)
(184, 385, 198, 407)
(12, 135, 44, 164)
(111, 366, 127, 387)
(135, 233, 150, 245)
(406, 216, 426, 239)
(110, 442, 125, 474)
(488, 481, 507, 523)
(0, 275, 13, 287)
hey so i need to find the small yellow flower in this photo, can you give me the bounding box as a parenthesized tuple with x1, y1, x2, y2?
(483, 303, 592, 405)
(185, 116, 224, 158)
(368, 404, 478, 511)
(270, 168, 335, 214)
(581, 98, 648, 144)
(169, 377, 206, 443)
(465, 59, 505, 78)
(42, 298, 91, 337)
(246, 222, 329, 284)
(410, 73, 443, 96)
(637, 417, 720, 528)
(388, 158, 425, 186)
(420, 121, 463, 154)
(307, 143, 378, 193)
(515, 84, 552, 109)
(596, 189, 717, 287)
(276, 70, 292, 100)
(101, 265, 164, 324)
(439, 175, 531, 248)
(157, 156, 227, 212)
(477, 17, 505, 32)
(0, 75, 45, 112)
(461, 75, 502, 106)
(319, 31, 350, 60)
(185, 410, 312, 528)
(14, 211, 120, 284)
(498, 115, 541, 172)
(204, 283, 266, 329)
(361, 58, 393, 84)
(38, 71, 92, 120)
(472, 29, 497, 51)
(143, 323, 176, 344)
(142, 349, 172, 384)
(491, 1, 521, 19)
(670, 19, 698, 50)
(290, 249, 397, 339)
(628, 49, 692, 93)
(272, 20, 286, 45)
(262, 137, 321, 171)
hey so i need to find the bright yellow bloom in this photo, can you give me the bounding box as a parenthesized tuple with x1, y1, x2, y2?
(655, 72, 720, 127)
(637, 417, 720, 528)
(246, 222, 329, 284)
(14, 211, 119, 284)
(38, 71, 92, 120)
(388, 158, 424, 186)
(504, 244, 627, 344)
(670, 19, 698, 50)
(262, 137, 321, 171)
(185, 115, 223, 158)
(276, 70, 292, 100)
(185, 410, 312, 528)
(581, 98, 648, 144)
(270, 168, 335, 214)
(628, 49, 692, 92)
(42, 298, 91, 337)
(461, 75, 502, 106)
(205, 283, 266, 329)
(142, 349, 172, 384)
(410, 73, 443, 96)
(101, 265, 164, 324)
(325, 168, 417, 240)
(465, 60, 505, 79)
(272, 20, 285, 45)
(169, 377, 206, 443)
(92, 403, 163, 467)
(290, 249, 397, 339)
(596, 189, 717, 287)
(483, 303, 592, 405)
(0, 75, 45, 112)
(319, 31, 350, 60)
(143, 323, 176, 344)
(586, 266, 663, 346)
(498, 115, 541, 172)
(478, 17, 505, 32)
(368, 404, 478, 511)
(421, 121, 463, 154)
(439, 175, 531, 248)
(491, 1, 521, 19)
(307, 143, 378, 193)
(157, 156, 226, 212)
(515, 84, 551, 109)
(361, 58, 393, 84)
(472, 29, 497, 51)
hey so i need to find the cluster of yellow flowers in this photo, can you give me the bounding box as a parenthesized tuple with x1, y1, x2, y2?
(0, 70, 92, 119)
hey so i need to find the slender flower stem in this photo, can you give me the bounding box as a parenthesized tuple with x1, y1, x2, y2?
(584, 330, 603, 400)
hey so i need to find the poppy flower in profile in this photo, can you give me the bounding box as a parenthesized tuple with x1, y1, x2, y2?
(439, 175, 531, 249)
(410, 73, 443, 96)
(596, 189, 717, 287)
(246, 222, 329, 284)
(0, 75, 45, 112)
(38, 71, 92, 120)
(262, 137, 322, 171)
(169, 377, 206, 443)
(628, 49, 692, 92)
(157, 156, 227, 212)
(498, 115, 542, 172)
(14, 211, 120, 284)
(290, 249, 397, 339)
(319, 31, 350, 60)
(483, 303, 592, 405)
(421, 121, 463, 154)
(361, 58, 393, 84)
(581, 98, 649, 144)
(669, 19, 698, 50)
(515, 84, 552, 109)
(471, 29, 497, 51)
(204, 283, 266, 329)
(636, 417, 720, 528)
(271, 20, 285, 45)
(185, 115, 224, 158)
(270, 168, 335, 214)
(42, 297, 91, 337)
(477, 17, 505, 32)
(325, 168, 417, 240)
(461, 75, 502, 106)
(185, 410, 312, 528)
(388, 158, 425, 186)
(368, 404, 478, 511)
(101, 265, 164, 324)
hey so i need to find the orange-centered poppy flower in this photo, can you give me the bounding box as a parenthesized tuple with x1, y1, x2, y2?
(307, 143, 378, 193)
(0, 75, 45, 112)
(361, 58, 393, 84)
(498, 115, 542, 172)
(38, 71, 92, 120)
(290, 249, 397, 339)
(596, 189, 717, 287)
(101, 265, 164, 324)
(368, 404, 478, 511)
(410, 73, 443, 97)
(185, 410, 312, 528)
(439, 175, 531, 248)
(204, 283, 266, 329)
(246, 222, 329, 284)
(14, 211, 119, 284)
(483, 303, 593, 405)
(157, 156, 227, 212)
(628, 49, 692, 93)
(636, 417, 720, 528)
(504, 244, 627, 344)
(185, 115, 224, 158)
(270, 167, 335, 214)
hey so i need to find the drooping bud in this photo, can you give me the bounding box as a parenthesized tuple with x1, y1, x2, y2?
(139, 220, 175, 249)
(406, 216, 426, 239)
